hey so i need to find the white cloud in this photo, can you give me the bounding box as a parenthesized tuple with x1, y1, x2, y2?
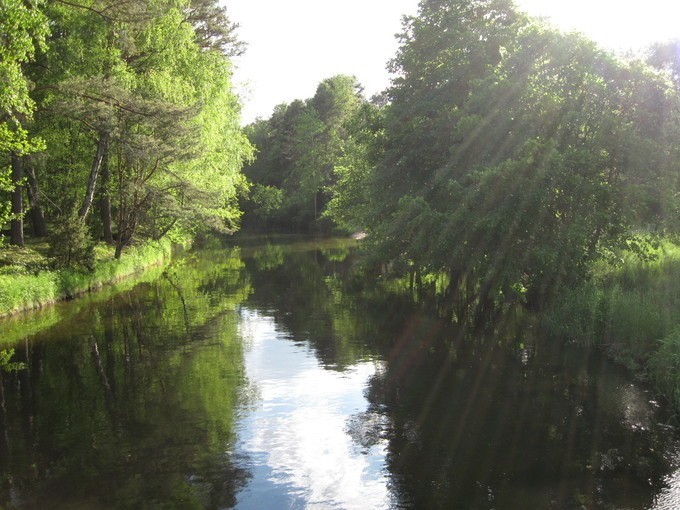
(228, 0, 680, 124)
(228, 0, 419, 123)
(235, 310, 392, 509)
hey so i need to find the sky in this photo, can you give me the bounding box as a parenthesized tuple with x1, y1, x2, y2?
(236, 311, 390, 509)
(228, 0, 680, 125)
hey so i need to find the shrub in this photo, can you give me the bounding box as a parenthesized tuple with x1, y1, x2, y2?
(48, 208, 95, 270)
(649, 327, 680, 411)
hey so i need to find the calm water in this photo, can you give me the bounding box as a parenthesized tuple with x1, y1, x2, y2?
(1, 236, 679, 509)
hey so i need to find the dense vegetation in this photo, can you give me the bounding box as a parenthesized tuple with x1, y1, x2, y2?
(1, 0, 251, 262)
(0, 238, 174, 316)
(241, 74, 372, 231)
(236, 0, 680, 410)
(4, 0, 677, 314)
(544, 241, 680, 408)
(243, 0, 679, 323)
(2, 0, 680, 403)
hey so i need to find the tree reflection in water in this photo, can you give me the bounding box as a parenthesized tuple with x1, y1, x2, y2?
(0, 236, 678, 509)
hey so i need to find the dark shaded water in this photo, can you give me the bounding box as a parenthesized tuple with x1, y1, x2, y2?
(0, 236, 679, 509)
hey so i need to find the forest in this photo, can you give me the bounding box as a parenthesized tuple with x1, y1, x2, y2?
(243, 1, 679, 313)
(1, 0, 251, 261)
(1, 1, 679, 392)
(2, 1, 680, 507)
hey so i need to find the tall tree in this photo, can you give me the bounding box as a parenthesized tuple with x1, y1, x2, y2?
(324, 100, 386, 233)
(647, 39, 680, 87)
(354, 0, 678, 317)
(0, 0, 48, 245)
(242, 75, 366, 230)
(20, 0, 251, 257)
(364, 0, 524, 285)
(185, 0, 245, 55)
(9, 154, 24, 246)
(24, 156, 48, 237)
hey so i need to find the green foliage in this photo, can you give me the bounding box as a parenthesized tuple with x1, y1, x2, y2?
(58, 238, 173, 297)
(544, 242, 680, 396)
(649, 326, 680, 411)
(6, 0, 250, 258)
(647, 39, 680, 86)
(324, 102, 386, 233)
(0, 0, 49, 237)
(0, 348, 26, 372)
(0, 167, 13, 241)
(0, 0, 48, 145)
(248, 183, 284, 220)
(48, 208, 95, 270)
(0, 269, 59, 316)
(242, 75, 368, 231)
(339, 0, 680, 318)
(0, 239, 49, 273)
(542, 283, 605, 345)
(0, 238, 173, 316)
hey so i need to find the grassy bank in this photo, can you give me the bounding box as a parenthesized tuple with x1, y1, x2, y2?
(543, 241, 680, 411)
(0, 239, 175, 318)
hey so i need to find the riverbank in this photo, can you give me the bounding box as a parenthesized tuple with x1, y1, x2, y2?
(1, 235, 676, 509)
(543, 240, 680, 411)
(0, 238, 175, 318)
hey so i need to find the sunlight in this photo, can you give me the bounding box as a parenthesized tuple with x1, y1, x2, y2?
(229, 0, 420, 123)
(516, 0, 680, 50)
(236, 310, 393, 509)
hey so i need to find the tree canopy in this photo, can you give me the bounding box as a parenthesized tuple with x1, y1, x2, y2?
(0, 0, 251, 258)
(363, 0, 679, 314)
(241, 74, 369, 231)
(1, 0, 678, 319)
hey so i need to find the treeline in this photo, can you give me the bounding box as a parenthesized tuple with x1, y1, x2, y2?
(0, 0, 251, 263)
(241, 74, 374, 231)
(243, 0, 680, 317)
(4, 0, 679, 318)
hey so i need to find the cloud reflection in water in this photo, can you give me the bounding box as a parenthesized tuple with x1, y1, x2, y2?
(234, 310, 392, 509)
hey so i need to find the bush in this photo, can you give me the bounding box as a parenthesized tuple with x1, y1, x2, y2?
(0, 238, 173, 316)
(48, 208, 95, 270)
(649, 327, 680, 411)
(542, 283, 605, 345)
(543, 241, 680, 408)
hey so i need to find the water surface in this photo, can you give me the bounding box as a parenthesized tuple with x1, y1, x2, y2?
(0, 236, 678, 509)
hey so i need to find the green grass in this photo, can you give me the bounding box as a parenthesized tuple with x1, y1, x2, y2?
(0, 239, 174, 317)
(0, 239, 51, 271)
(649, 326, 680, 411)
(0, 262, 169, 348)
(543, 240, 680, 409)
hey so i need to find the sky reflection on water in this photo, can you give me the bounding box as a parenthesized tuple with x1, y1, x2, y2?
(234, 309, 392, 510)
(2, 237, 680, 509)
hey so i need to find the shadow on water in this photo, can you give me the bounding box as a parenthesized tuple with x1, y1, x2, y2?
(0, 246, 253, 509)
(0, 234, 678, 509)
(368, 319, 679, 509)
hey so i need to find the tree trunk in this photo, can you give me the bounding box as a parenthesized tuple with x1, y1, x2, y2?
(114, 224, 136, 259)
(80, 133, 109, 220)
(10, 153, 24, 247)
(99, 150, 113, 243)
(313, 190, 318, 222)
(114, 227, 133, 259)
(24, 157, 48, 237)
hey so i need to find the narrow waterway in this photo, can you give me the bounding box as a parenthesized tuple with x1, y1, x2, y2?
(0, 236, 678, 509)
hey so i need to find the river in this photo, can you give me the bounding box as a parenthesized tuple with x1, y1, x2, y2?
(0, 235, 678, 509)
